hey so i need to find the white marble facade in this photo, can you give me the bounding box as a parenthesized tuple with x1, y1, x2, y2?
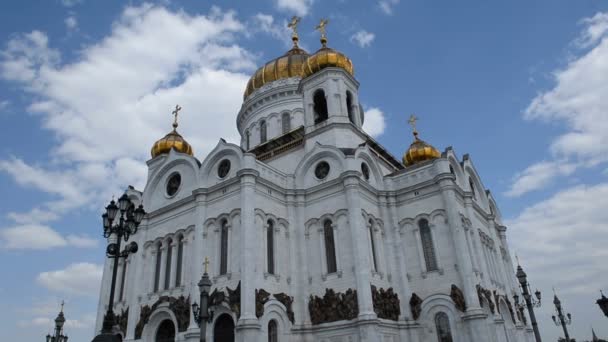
(95, 55, 535, 342)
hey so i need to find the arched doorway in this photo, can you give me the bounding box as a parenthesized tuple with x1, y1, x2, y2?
(214, 314, 235, 342)
(156, 319, 176, 342)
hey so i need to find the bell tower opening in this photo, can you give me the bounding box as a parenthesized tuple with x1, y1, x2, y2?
(313, 89, 328, 124)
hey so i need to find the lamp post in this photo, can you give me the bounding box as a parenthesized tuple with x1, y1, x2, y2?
(92, 193, 146, 342)
(513, 263, 542, 342)
(551, 292, 572, 342)
(46, 301, 68, 342)
(597, 290, 608, 318)
(192, 257, 215, 342)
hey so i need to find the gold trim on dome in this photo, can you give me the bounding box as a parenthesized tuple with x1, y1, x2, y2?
(150, 105, 194, 158)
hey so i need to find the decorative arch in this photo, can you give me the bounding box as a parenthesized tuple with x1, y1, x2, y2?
(419, 294, 461, 342)
(143, 156, 199, 209)
(142, 307, 179, 342)
(199, 139, 244, 184)
(294, 144, 346, 187)
(260, 300, 292, 342)
(464, 165, 490, 209)
(355, 147, 384, 188)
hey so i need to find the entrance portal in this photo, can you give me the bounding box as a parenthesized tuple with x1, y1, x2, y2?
(156, 319, 176, 342)
(213, 314, 235, 342)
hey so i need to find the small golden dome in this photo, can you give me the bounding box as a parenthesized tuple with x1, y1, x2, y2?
(302, 21, 354, 79)
(403, 115, 440, 166)
(243, 43, 309, 100)
(151, 105, 193, 158)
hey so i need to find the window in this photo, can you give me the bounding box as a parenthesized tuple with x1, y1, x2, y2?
(346, 91, 355, 124)
(469, 177, 477, 200)
(268, 320, 278, 342)
(119, 259, 127, 301)
(449, 165, 455, 175)
(164, 238, 172, 290)
(282, 112, 291, 133)
(175, 235, 184, 287)
(220, 220, 229, 275)
(435, 312, 453, 342)
(369, 220, 378, 271)
(260, 120, 267, 143)
(267, 220, 275, 274)
(245, 130, 250, 150)
(154, 243, 162, 292)
(419, 219, 438, 271)
(313, 89, 328, 124)
(323, 220, 337, 273)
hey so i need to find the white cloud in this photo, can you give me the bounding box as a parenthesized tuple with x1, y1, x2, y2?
(61, 0, 82, 7)
(65, 16, 78, 31)
(0, 224, 97, 250)
(378, 0, 400, 15)
(0, 5, 256, 228)
(37, 263, 103, 296)
(249, 13, 291, 48)
(505, 161, 577, 197)
(275, 0, 314, 17)
(0, 99, 8, 110)
(362, 107, 386, 138)
(509, 11, 608, 195)
(350, 30, 375, 48)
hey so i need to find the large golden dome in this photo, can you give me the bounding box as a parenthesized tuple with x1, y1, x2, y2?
(243, 42, 309, 100)
(151, 106, 193, 158)
(403, 116, 440, 166)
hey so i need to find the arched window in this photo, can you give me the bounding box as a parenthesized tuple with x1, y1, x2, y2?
(268, 320, 278, 342)
(368, 219, 378, 271)
(313, 89, 328, 124)
(260, 120, 267, 143)
(323, 220, 337, 273)
(245, 130, 250, 150)
(267, 220, 275, 274)
(419, 219, 438, 271)
(435, 312, 453, 342)
(164, 238, 172, 290)
(220, 220, 229, 275)
(154, 242, 162, 292)
(281, 112, 291, 133)
(119, 259, 127, 301)
(175, 235, 184, 287)
(469, 177, 477, 200)
(346, 91, 355, 124)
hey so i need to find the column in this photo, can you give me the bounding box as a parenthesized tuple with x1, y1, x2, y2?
(236, 167, 260, 342)
(188, 191, 207, 332)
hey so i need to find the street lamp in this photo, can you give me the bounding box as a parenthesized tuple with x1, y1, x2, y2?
(192, 257, 215, 342)
(597, 290, 608, 318)
(92, 193, 145, 342)
(551, 292, 572, 342)
(513, 262, 542, 342)
(45, 301, 68, 342)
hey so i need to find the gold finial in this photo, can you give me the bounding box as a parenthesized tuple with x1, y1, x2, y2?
(203, 256, 210, 274)
(315, 18, 329, 47)
(172, 104, 182, 130)
(288, 16, 301, 47)
(408, 114, 419, 139)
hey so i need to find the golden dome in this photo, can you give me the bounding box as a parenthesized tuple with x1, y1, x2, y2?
(151, 105, 193, 158)
(243, 42, 309, 100)
(403, 115, 440, 166)
(302, 46, 354, 79)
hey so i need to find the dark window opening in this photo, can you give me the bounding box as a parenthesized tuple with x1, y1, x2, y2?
(220, 220, 229, 275)
(369, 219, 378, 271)
(282, 112, 291, 133)
(260, 120, 267, 143)
(164, 238, 172, 290)
(175, 236, 183, 287)
(324, 220, 337, 273)
(154, 243, 162, 292)
(420, 219, 438, 271)
(346, 91, 355, 124)
(313, 90, 328, 124)
(267, 220, 275, 274)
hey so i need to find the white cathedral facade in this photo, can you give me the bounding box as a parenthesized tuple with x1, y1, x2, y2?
(95, 25, 535, 342)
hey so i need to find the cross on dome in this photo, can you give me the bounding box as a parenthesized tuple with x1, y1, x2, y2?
(203, 256, 210, 274)
(316, 18, 329, 47)
(172, 104, 182, 130)
(288, 16, 301, 46)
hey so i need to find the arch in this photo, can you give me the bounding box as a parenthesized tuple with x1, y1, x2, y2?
(213, 313, 235, 342)
(293, 144, 346, 187)
(267, 219, 275, 274)
(219, 219, 229, 275)
(155, 319, 175, 342)
(346, 90, 355, 124)
(354, 148, 385, 188)
(268, 319, 278, 342)
(435, 312, 454, 342)
(419, 294, 461, 342)
(260, 119, 267, 143)
(323, 219, 337, 274)
(313, 89, 328, 124)
(419, 218, 438, 271)
(281, 112, 291, 134)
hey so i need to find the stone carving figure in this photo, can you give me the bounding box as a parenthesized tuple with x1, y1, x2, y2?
(227, 281, 241, 319)
(274, 292, 295, 323)
(255, 289, 271, 318)
(450, 285, 466, 312)
(409, 293, 423, 320)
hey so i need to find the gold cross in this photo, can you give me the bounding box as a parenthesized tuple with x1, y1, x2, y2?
(203, 256, 210, 274)
(172, 104, 182, 128)
(408, 114, 419, 134)
(288, 16, 301, 37)
(60, 300, 65, 312)
(316, 18, 329, 36)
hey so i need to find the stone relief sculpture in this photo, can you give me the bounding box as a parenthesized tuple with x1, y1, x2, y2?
(115, 308, 128, 336)
(273, 292, 295, 324)
(227, 281, 241, 319)
(134, 305, 152, 339)
(255, 288, 271, 318)
(133, 295, 190, 339)
(450, 284, 466, 312)
(505, 297, 516, 324)
(409, 293, 423, 320)
(308, 288, 359, 324)
(476, 285, 495, 314)
(371, 285, 400, 321)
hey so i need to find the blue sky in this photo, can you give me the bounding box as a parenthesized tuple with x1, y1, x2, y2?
(1, 1, 607, 341)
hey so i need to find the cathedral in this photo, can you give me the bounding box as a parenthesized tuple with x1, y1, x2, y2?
(95, 18, 535, 342)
